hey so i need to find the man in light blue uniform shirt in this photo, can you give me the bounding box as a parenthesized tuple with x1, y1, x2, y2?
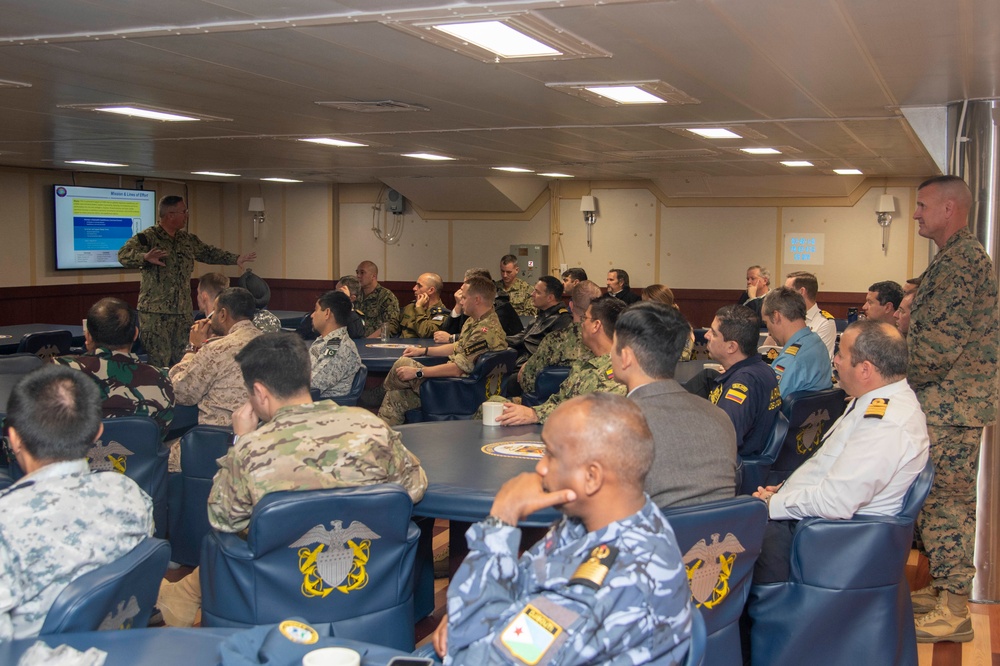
(761, 287, 833, 396)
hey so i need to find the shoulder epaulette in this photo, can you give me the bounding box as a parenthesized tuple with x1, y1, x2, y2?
(864, 398, 889, 419)
(785, 344, 802, 356)
(820, 309, 835, 320)
(570, 543, 619, 589)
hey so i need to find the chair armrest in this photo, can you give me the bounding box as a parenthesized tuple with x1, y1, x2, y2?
(208, 531, 257, 561)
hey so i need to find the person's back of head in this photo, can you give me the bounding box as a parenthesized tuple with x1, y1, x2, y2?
(843, 319, 908, 382)
(589, 295, 626, 342)
(7, 365, 102, 463)
(562, 267, 587, 282)
(715, 304, 760, 358)
(463, 275, 497, 310)
(786, 271, 819, 302)
(571, 280, 602, 314)
(641, 284, 677, 308)
(235, 332, 311, 399)
(762, 286, 807, 322)
(198, 272, 230, 302)
(868, 280, 904, 310)
(86, 297, 138, 350)
(464, 267, 492, 281)
(538, 275, 564, 303)
(614, 302, 691, 379)
(216, 287, 257, 322)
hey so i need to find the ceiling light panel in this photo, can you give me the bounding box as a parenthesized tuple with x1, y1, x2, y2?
(434, 21, 560, 58)
(688, 128, 742, 139)
(548, 80, 699, 107)
(781, 160, 814, 167)
(261, 177, 302, 183)
(299, 137, 368, 148)
(741, 148, 782, 155)
(492, 166, 533, 173)
(402, 152, 456, 161)
(66, 160, 127, 167)
(192, 171, 240, 177)
(833, 168, 863, 175)
(539, 173, 573, 178)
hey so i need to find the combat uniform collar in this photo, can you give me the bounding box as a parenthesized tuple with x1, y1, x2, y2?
(716, 354, 765, 381)
(318, 328, 347, 343)
(90, 346, 141, 361)
(467, 309, 496, 324)
(558, 496, 660, 540)
(940, 226, 975, 252)
(228, 320, 257, 334)
(16, 458, 89, 484)
(270, 400, 331, 421)
(783, 326, 811, 350)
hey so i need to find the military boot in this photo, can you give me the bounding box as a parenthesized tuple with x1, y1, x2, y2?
(914, 590, 974, 643)
(910, 584, 939, 615)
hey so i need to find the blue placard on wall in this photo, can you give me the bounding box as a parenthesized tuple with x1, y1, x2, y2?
(784, 233, 825, 265)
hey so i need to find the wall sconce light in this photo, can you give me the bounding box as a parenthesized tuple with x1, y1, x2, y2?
(580, 195, 597, 250)
(875, 193, 895, 255)
(248, 197, 265, 240)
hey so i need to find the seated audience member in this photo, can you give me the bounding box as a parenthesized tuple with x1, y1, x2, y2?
(702, 305, 781, 456)
(782, 271, 836, 358)
(496, 254, 536, 317)
(433, 393, 692, 665)
(613, 302, 737, 508)
(400, 272, 449, 338)
(334, 275, 367, 339)
(895, 285, 917, 337)
(560, 267, 588, 297)
(490, 296, 627, 425)
(378, 276, 507, 426)
(761, 287, 834, 396)
(742, 265, 771, 322)
(863, 280, 904, 323)
(55, 297, 175, 437)
(356, 260, 401, 337)
(157, 333, 427, 626)
(753, 321, 929, 583)
(308, 291, 362, 399)
(237, 269, 281, 333)
(168, 287, 264, 427)
(0, 365, 153, 639)
(437, 269, 524, 340)
(196, 272, 229, 317)
(606, 268, 641, 304)
(506, 276, 572, 367)
(518, 280, 602, 394)
(641, 284, 694, 361)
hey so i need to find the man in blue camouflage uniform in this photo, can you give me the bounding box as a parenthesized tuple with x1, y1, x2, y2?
(907, 176, 999, 643)
(761, 287, 833, 396)
(118, 195, 255, 367)
(308, 291, 362, 399)
(432, 392, 692, 665)
(0, 365, 152, 640)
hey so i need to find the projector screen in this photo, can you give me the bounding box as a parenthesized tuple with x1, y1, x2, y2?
(53, 185, 157, 270)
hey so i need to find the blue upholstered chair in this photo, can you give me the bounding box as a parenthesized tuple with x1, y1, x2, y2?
(200, 485, 420, 652)
(521, 365, 571, 407)
(166, 425, 232, 566)
(310, 366, 369, 406)
(17, 329, 73, 359)
(662, 496, 768, 666)
(404, 349, 517, 422)
(736, 413, 788, 496)
(39, 537, 170, 635)
(0, 353, 44, 413)
(686, 607, 707, 666)
(747, 460, 934, 666)
(88, 416, 169, 538)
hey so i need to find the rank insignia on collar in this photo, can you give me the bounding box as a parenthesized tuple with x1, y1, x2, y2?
(864, 398, 889, 419)
(569, 543, 619, 589)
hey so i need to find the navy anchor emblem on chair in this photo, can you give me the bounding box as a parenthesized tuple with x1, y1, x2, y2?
(289, 520, 381, 598)
(683, 533, 746, 609)
(86, 439, 134, 473)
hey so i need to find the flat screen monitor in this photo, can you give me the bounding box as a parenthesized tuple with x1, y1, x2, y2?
(53, 185, 156, 270)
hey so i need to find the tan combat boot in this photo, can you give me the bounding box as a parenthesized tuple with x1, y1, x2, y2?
(914, 590, 973, 643)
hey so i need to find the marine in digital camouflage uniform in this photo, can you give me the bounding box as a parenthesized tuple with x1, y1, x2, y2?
(309, 328, 362, 399)
(497, 277, 536, 317)
(399, 301, 449, 339)
(519, 322, 593, 394)
(358, 285, 401, 337)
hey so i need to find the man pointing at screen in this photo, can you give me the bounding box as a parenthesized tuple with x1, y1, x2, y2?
(119, 195, 255, 367)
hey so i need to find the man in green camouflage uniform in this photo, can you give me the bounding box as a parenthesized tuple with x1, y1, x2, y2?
(118, 195, 255, 367)
(356, 260, 400, 337)
(496, 254, 536, 317)
(519, 280, 602, 393)
(157, 332, 427, 627)
(54, 297, 175, 437)
(378, 276, 508, 426)
(907, 176, 999, 643)
(399, 272, 449, 338)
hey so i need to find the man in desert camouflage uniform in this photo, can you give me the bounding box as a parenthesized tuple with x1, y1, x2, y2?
(399, 272, 449, 338)
(157, 332, 427, 626)
(431, 393, 692, 664)
(497, 254, 536, 317)
(55, 297, 175, 437)
(356, 260, 400, 337)
(309, 291, 362, 399)
(0, 365, 152, 639)
(118, 195, 255, 367)
(378, 276, 508, 426)
(907, 176, 999, 643)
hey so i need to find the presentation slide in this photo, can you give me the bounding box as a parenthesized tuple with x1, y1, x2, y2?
(54, 186, 156, 270)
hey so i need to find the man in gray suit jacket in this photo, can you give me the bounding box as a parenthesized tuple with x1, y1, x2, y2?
(611, 302, 738, 508)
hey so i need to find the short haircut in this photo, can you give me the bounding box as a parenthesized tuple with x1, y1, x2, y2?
(786, 271, 819, 300)
(562, 267, 587, 281)
(538, 275, 564, 300)
(198, 272, 230, 299)
(714, 305, 761, 357)
(868, 280, 904, 309)
(748, 265, 771, 286)
(86, 297, 137, 348)
(641, 284, 677, 308)
(464, 268, 492, 281)
(588, 295, 626, 341)
(336, 275, 361, 300)
(216, 287, 257, 321)
(614, 302, 691, 379)
(158, 195, 184, 218)
(500, 254, 518, 266)
(561, 393, 654, 488)
(6, 365, 102, 461)
(762, 286, 806, 322)
(421, 272, 443, 293)
(571, 280, 602, 313)
(463, 275, 497, 302)
(918, 175, 973, 210)
(609, 268, 630, 289)
(236, 332, 310, 399)
(317, 290, 353, 327)
(358, 260, 378, 276)
(843, 320, 908, 378)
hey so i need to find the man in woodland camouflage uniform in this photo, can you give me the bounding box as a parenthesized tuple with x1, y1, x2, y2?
(496, 254, 536, 317)
(378, 276, 507, 426)
(399, 272, 450, 338)
(55, 297, 175, 437)
(356, 260, 400, 337)
(118, 195, 255, 367)
(308, 291, 362, 399)
(907, 176, 999, 643)
(157, 332, 427, 626)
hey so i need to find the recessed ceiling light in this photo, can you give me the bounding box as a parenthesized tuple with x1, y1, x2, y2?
(687, 128, 741, 139)
(261, 177, 302, 183)
(833, 168, 863, 175)
(299, 137, 368, 148)
(192, 171, 240, 177)
(584, 86, 667, 104)
(549, 80, 699, 107)
(492, 166, 534, 173)
(66, 160, 128, 167)
(96, 106, 200, 122)
(539, 172, 574, 178)
(741, 147, 782, 155)
(781, 160, 814, 167)
(433, 21, 561, 58)
(402, 152, 456, 161)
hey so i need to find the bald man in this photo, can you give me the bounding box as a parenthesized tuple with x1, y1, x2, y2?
(355, 260, 400, 337)
(399, 272, 449, 338)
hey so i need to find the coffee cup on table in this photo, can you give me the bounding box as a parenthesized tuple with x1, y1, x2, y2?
(482, 401, 504, 426)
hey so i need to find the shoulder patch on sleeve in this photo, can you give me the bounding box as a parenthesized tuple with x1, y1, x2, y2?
(499, 604, 564, 665)
(725, 388, 747, 404)
(864, 398, 889, 419)
(466, 339, 488, 355)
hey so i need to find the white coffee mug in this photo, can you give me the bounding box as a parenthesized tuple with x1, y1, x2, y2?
(302, 647, 361, 666)
(482, 401, 504, 426)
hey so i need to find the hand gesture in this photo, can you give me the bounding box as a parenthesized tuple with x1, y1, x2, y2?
(189, 318, 212, 347)
(490, 472, 576, 526)
(144, 248, 168, 266)
(237, 252, 257, 269)
(232, 401, 259, 436)
(416, 292, 429, 309)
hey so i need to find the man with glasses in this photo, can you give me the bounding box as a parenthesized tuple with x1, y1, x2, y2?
(119, 195, 256, 367)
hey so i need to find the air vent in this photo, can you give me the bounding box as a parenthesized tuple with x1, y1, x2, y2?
(315, 100, 430, 113)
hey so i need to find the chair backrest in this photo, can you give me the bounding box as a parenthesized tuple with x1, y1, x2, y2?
(767, 388, 847, 484)
(88, 416, 169, 537)
(897, 459, 934, 522)
(39, 537, 170, 635)
(17, 330, 73, 359)
(522, 365, 571, 406)
(662, 496, 767, 666)
(331, 365, 368, 407)
(0, 353, 44, 412)
(736, 412, 789, 495)
(200, 485, 420, 651)
(166, 425, 232, 566)
(417, 349, 517, 421)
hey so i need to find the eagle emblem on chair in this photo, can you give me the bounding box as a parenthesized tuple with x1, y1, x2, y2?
(98, 596, 140, 630)
(484, 366, 505, 400)
(289, 520, 381, 599)
(86, 439, 134, 474)
(794, 409, 830, 455)
(683, 533, 745, 609)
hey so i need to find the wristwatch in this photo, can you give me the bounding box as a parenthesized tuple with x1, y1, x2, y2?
(482, 514, 513, 529)
(415, 369, 424, 379)
(184, 343, 200, 354)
